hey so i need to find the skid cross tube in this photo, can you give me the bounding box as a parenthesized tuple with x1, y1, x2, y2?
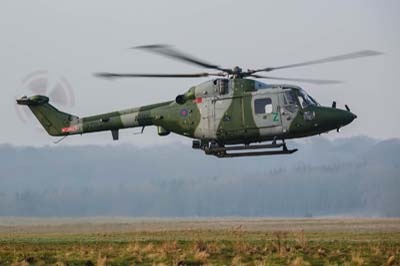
(201, 141, 298, 158)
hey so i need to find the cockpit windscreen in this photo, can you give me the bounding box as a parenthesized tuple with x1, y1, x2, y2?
(283, 88, 319, 109)
(297, 89, 319, 108)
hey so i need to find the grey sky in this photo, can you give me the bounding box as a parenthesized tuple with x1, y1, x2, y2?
(1, 0, 399, 146)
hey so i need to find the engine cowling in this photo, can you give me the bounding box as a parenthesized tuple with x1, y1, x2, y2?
(175, 89, 195, 104)
(175, 94, 185, 104)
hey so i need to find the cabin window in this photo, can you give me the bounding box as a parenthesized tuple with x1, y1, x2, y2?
(254, 98, 273, 114)
(216, 79, 229, 95)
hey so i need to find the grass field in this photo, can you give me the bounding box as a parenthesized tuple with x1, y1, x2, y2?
(0, 218, 399, 266)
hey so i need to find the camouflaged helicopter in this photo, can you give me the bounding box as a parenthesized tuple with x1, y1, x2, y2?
(17, 45, 382, 157)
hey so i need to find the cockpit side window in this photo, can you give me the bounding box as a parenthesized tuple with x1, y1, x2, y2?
(297, 89, 318, 108)
(284, 91, 297, 105)
(298, 94, 308, 108)
(282, 90, 299, 113)
(283, 87, 319, 112)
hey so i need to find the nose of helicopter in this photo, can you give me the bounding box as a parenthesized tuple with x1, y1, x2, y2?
(333, 108, 357, 128)
(344, 110, 357, 124)
(312, 106, 357, 133)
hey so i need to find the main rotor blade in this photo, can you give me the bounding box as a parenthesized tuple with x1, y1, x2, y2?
(133, 44, 229, 72)
(95, 72, 223, 79)
(251, 75, 342, 85)
(252, 50, 383, 73)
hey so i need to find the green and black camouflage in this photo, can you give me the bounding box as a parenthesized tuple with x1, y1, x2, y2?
(17, 78, 356, 155)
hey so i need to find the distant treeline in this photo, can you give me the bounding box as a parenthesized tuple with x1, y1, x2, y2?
(0, 137, 399, 217)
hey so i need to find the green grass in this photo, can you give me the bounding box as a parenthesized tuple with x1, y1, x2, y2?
(0, 219, 399, 265)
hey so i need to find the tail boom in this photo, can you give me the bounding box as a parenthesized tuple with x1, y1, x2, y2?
(17, 95, 171, 138)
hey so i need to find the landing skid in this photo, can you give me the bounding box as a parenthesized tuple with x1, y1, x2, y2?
(193, 140, 298, 158)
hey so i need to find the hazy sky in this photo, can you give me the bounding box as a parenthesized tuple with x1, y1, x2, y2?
(1, 0, 399, 147)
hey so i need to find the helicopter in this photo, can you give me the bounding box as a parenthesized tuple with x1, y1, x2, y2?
(17, 45, 381, 158)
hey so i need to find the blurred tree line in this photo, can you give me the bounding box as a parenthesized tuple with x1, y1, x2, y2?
(0, 137, 399, 217)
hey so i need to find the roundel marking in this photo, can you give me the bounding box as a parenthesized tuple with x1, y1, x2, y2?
(180, 109, 188, 117)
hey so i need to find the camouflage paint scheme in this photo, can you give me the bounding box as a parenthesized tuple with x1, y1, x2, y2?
(17, 78, 356, 146)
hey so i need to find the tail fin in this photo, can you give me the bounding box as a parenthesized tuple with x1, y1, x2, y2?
(17, 95, 78, 136)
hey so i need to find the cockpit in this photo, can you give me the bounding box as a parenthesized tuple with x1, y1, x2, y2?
(297, 89, 319, 108)
(283, 87, 319, 109)
(253, 81, 318, 109)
